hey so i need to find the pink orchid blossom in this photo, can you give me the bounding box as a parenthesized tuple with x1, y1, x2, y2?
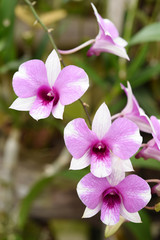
(113, 82, 152, 133)
(64, 103, 142, 178)
(77, 173, 151, 225)
(59, 4, 129, 60)
(87, 3, 129, 59)
(10, 50, 89, 120)
(136, 116, 160, 161)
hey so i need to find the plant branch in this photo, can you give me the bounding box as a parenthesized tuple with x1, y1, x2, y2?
(24, 0, 65, 67)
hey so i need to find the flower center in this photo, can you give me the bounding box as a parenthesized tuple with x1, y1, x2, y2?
(92, 142, 108, 155)
(37, 85, 59, 105)
(103, 188, 121, 208)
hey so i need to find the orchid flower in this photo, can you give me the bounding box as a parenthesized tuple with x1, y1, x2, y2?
(136, 116, 160, 161)
(10, 50, 89, 120)
(77, 173, 151, 225)
(64, 103, 142, 178)
(59, 4, 129, 60)
(113, 82, 152, 133)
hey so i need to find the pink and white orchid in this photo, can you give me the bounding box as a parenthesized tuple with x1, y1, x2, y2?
(136, 116, 160, 161)
(116, 82, 152, 133)
(87, 3, 129, 59)
(10, 50, 89, 120)
(77, 173, 151, 225)
(59, 4, 129, 60)
(64, 103, 142, 178)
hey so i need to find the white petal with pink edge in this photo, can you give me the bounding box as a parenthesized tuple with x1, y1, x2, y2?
(52, 101, 64, 119)
(54, 65, 89, 105)
(45, 50, 61, 87)
(100, 198, 121, 225)
(9, 97, 36, 111)
(90, 153, 112, 178)
(82, 202, 102, 218)
(29, 97, 53, 120)
(120, 203, 141, 223)
(64, 118, 95, 159)
(69, 150, 91, 170)
(92, 103, 111, 139)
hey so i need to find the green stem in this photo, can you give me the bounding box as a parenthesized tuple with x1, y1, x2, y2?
(79, 99, 92, 127)
(24, 0, 65, 67)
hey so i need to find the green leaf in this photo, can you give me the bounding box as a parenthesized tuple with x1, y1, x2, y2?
(18, 175, 54, 230)
(129, 22, 160, 45)
(129, 63, 160, 88)
(131, 157, 160, 170)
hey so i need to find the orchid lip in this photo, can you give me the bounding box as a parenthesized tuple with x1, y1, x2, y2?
(92, 142, 109, 156)
(37, 85, 59, 105)
(102, 187, 121, 208)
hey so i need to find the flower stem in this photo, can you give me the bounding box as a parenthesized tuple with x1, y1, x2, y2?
(146, 179, 160, 184)
(24, 0, 65, 67)
(145, 206, 155, 211)
(58, 39, 95, 55)
(79, 99, 92, 127)
(111, 113, 121, 121)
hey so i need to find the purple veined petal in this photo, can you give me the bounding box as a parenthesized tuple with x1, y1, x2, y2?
(100, 193, 121, 225)
(90, 153, 112, 178)
(54, 65, 89, 105)
(82, 202, 102, 218)
(113, 37, 128, 47)
(117, 174, 151, 213)
(64, 118, 96, 159)
(77, 173, 110, 209)
(106, 117, 142, 160)
(90, 39, 130, 60)
(69, 150, 91, 170)
(92, 103, 111, 139)
(52, 100, 64, 119)
(9, 97, 36, 111)
(13, 60, 48, 98)
(151, 116, 160, 148)
(45, 50, 61, 88)
(29, 96, 53, 120)
(120, 203, 141, 223)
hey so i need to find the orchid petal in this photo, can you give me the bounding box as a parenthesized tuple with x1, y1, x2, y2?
(151, 116, 160, 148)
(92, 103, 111, 139)
(45, 49, 61, 87)
(29, 97, 53, 120)
(106, 117, 142, 159)
(120, 203, 141, 223)
(100, 196, 121, 225)
(13, 60, 48, 98)
(77, 173, 110, 209)
(54, 65, 89, 105)
(52, 101, 64, 119)
(82, 202, 102, 218)
(90, 153, 112, 178)
(9, 97, 36, 111)
(117, 175, 151, 213)
(64, 118, 96, 159)
(69, 150, 91, 170)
